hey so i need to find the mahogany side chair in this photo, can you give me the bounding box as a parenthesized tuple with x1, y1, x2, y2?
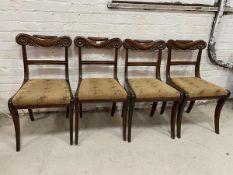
(165, 40, 231, 138)
(123, 39, 182, 142)
(8, 33, 73, 151)
(74, 36, 130, 145)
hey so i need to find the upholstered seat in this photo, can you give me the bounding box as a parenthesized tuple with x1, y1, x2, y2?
(78, 78, 127, 100)
(128, 78, 180, 99)
(12, 79, 71, 107)
(171, 77, 228, 98)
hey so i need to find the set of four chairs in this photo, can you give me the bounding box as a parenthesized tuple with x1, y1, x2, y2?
(9, 33, 230, 151)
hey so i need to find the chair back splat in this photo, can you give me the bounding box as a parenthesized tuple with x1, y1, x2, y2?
(16, 33, 72, 81)
(166, 40, 207, 80)
(74, 36, 122, 81)
(123, 39, 166, 80)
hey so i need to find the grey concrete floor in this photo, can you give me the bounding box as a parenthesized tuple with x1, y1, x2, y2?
(0, 102, 233, 175)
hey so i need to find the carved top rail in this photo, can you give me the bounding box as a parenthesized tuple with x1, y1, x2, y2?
(74, 36, 122, 49)
(16, 33, 72, 47)
(166, 40, 207, 50)
(123, 39, 166, 50)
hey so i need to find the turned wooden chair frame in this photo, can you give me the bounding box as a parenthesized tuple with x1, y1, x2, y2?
(8, 33, 73, 151)
(73, 36, 130, 145)
(123, 39, 182, 142)
(165, 40, 231, 138)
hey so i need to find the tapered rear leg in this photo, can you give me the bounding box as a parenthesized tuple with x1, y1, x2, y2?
(75, 100, 79, 145)
(79, 103, 83, 118)
(214, 98, 227, 134)
(160, 102, 167, 114)
(69, 102, 74, 145)
(150, 102, 157, 117)
(8, 102, 20, 152)
(186, 101, 195, 113)
(28, 109, 34, 121)
(66, 106, 69, 118)
(170, 101, 179, 139)
(111, 102, 116, 117)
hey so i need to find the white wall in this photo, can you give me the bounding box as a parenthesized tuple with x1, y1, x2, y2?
(0, 0, 233, 112)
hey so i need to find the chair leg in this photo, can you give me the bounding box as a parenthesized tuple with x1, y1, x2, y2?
(170, 101, 179, 139)
(186, 101, 195, 113)
(177, 98, 187, 138)
(214, 98, 227, 134)
(79, 103, 83, 118)
(28, 109, 34, 121)
(150, 102, 157, 117)
(160, 102, 166, 114)
(75, 101, 79, 145)
(8, 102, 20, 152)
(122, 101, 129, 141)
(69, 102, 74, 145)
(66, 106, 69, 118)
(128, 99, 135, 142)
(111, 102, 116, 117)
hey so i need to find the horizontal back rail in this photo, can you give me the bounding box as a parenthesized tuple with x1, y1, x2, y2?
(124, 39, 166, 80)
(82, 60, 115, 65)
(166, 40, 207, 50)
(74, 36, 122, 49)
(166, 39, 207, 78)
(74, 36, 122, 79)
(27, 60, 66, 65)
(127, 62, 158, 66)
(170, 61, 196, 66)
(16, 33, 72, 47)
(16, 33, 72, 80)
(123, 39, 166, 50)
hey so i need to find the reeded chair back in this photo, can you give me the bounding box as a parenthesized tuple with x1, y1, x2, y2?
(166, 40, 230, 138)
(123, 39, 181, 141)
(9, 33, 73, 151)
(73, 36, 129, 145)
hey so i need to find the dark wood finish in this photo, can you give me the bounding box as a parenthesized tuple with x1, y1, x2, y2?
(28, 109, 34, 121)
(66, 107, 69, 118)
(111, 102, 116, 117)
(160, 102, 167, 114)
(74, 36, 129, 145)
(186, 101, 195, 113)
(150, 102, 157, 117)
(79, 103, 83, 118)
(123, 39, 181, 141)
(166, 39, 230, 138)
(214, 98, 227, 134)
(8, 33, 73, 151)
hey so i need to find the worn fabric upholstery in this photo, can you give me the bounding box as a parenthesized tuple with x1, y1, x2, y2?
(171, 77, 228, 98)
(78, 78, 127, 100)
(12, 79, 71, 107)
(128, 78, 180, 99)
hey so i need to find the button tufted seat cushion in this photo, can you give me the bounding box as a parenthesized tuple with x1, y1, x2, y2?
(78, 78, 127, 101)
(12, 79, 71, 107)
(128, 78, 180, 99)
(171, 77, 228, 98)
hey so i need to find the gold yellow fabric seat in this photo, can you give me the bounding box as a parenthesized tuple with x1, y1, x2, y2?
(171, 77, 228, 98)
(128, 78, 180, 99)
(12, 79, 71, 107)
(78, 78, 127, 101)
